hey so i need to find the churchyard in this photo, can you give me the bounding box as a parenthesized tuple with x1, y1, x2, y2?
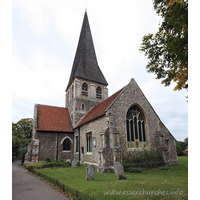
(24, 156, 188, 200)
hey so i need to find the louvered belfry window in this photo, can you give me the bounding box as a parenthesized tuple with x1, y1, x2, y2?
(126, 105, 147, 148)
(82, 83, 88, 97)
(96, 86, 102, 99)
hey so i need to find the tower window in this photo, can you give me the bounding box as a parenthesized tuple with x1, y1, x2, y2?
(82, 83, 88, 97)
(63, 138, 71, 151)
(96, 86, 102, 99)
(126, 105, 147, 149)
(82, 104, 85, 111)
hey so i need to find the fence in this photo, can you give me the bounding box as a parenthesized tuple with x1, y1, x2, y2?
(28, 168, 97, 200)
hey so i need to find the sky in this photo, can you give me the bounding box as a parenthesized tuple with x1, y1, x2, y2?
(12, 0, 188, 141)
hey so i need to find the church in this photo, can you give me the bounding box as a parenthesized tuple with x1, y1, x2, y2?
(25, 12, 178, 172)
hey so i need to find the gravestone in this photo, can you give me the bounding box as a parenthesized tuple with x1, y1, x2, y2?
(85, 165, 95, 180)
(66, 159, 71, 163)
(71, 159, 77, 168)
(114, 161, 126, 180)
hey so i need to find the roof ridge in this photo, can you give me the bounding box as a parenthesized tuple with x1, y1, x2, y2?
(37, 104, 67, 109)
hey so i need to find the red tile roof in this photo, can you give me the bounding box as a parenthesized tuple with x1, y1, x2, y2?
(37, 105, 73, 132)
(76, 87, 124, 128)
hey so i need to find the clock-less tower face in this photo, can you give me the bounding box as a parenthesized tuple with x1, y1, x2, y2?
(65, 78, 108, 128)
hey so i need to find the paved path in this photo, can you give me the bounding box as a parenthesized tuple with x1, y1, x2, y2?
(12, 160, 69, 200)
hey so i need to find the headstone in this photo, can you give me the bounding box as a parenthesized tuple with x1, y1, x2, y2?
(114, 161, 126, 180)
(85, 165, 95, 180)
(71, 159, 77, 168)
(66, 159, 71, 163)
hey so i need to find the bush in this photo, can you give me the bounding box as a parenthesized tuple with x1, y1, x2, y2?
(122, 149, 165, 168)
(24, 159, 75, 170)
(45, 158, 52, 162)
(77, 161, 81, 166)
(176, 144, 183, 156)
(125, 167, 143, 173)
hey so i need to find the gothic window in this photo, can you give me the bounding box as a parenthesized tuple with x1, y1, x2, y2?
(82, 83, 88, 97)
(63, 138, 71, 151)
(75, 136, 79, 153)
(96, 86, 102, 99)
(86, 132, 92, 153)
(126, 105, 147, 148)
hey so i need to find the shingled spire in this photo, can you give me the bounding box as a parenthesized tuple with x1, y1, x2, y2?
(66, 11, 108, 90)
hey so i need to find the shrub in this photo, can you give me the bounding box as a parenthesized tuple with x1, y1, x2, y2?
(77, 161, 81, 166)
(45, 158, 52, 162)
(176, 144, 183, 156)
(122, 149, 165, 168)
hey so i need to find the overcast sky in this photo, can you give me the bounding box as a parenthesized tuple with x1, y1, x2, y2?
(12, 0, 188, 141)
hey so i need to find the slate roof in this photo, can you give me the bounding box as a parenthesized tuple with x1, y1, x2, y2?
(37, 104, 73, 132)
(66, 11, 108, 90)
(76, 87, 124, 128)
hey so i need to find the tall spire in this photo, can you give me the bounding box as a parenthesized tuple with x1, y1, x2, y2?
(66, 11, 108, 90)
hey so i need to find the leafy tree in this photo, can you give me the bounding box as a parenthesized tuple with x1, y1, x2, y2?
(12, 118, 33, 139)
(140, 0, 188, 91)
(184, 137, 188, 146)
(12, 118, 33, 160)
(12, 135, 20, 158)
(177, 141, 187, 150)
(176, 144, 183, 156)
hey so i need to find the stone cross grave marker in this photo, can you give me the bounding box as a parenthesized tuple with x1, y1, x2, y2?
(114, 161, 126, 180)
(85, 165, 95, 180)
(71, 159, 77, 168)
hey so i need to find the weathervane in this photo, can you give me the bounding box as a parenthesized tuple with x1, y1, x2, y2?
(84, 0, 87, 11)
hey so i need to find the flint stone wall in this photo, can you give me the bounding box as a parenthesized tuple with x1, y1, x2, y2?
(34, 132, 74, 161)
(105, 79, 178, 165)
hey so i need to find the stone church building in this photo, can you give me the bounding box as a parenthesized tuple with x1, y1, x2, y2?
(25, 12, 178, 171)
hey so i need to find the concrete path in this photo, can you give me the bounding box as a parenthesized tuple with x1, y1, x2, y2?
(12, 160, 69, 200)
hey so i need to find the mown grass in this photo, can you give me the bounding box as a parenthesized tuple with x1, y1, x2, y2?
(35, 156, 188, 200)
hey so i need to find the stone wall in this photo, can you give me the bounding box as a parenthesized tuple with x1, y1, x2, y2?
(77, 116, 108, 166)
(65, 78, 108, 128)
(105, 78, 178, 165)
(35, 132, 74, 161)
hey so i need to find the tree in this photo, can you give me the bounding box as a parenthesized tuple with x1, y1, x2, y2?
(12, 118, 33, 139)
(12, 118, 33, 160)
(184, 137, 188, 144)
(176, 144, 183, 156)
(140, 0, 188, 91)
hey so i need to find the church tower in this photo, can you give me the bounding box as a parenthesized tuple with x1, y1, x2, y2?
(65, 12, 108, 128)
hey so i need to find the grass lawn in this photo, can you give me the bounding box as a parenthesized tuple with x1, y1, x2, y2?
(36, 156, 188, 200)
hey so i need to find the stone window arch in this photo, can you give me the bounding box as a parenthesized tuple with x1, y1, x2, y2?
(96, 86, 102, 99)
(126, 105, 147, 148)
(61, 136, 73, 151)
(82, 82, 88, 97)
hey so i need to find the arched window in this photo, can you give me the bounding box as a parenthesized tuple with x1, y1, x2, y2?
(63, 138, 71, 151)
(82, 83, 88, 97)
(96, 86, 102, 99)
(126, 105, 147, 148)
